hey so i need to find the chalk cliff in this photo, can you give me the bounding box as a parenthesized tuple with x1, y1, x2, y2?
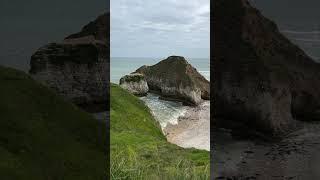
(29, 13, 109, 112)
(213, 0, 320, 138)
(135, 56, 210, 105)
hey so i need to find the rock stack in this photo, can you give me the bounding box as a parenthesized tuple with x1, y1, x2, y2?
(120, 56, 210, 106)
(119, 73, 148, 96)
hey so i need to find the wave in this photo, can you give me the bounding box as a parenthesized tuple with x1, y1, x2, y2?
(140, 93, 187, 129)
(198, 71, 210, 81)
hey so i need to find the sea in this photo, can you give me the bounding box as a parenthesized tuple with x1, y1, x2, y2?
(111, 57, 210, 129)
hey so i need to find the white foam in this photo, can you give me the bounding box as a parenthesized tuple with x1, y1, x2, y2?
(198, 71, 210, 81)
(140, 93, 187, 129)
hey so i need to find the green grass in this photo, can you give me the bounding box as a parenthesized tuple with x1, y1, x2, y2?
(110, 83, 209, 180)
(0, 66, 107, 179)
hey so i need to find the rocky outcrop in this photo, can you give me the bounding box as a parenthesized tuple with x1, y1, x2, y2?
(213, 0, 320, 138)
(29, 13, 109, 112)
(135, 56, 210, 106)
(65, 13, 109, 44)
(119, 73, 148, 96)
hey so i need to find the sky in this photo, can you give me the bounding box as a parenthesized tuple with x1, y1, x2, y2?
(111, 0, 210, 58)
(0, 0, 108, 71)
(1, 1, 320, 70)
(250, 0, 320, 60)
(250, 0, 320, 30)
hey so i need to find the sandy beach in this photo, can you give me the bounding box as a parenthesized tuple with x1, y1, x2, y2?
(213, 121, 320, 179)
(164, 101, 210, 151)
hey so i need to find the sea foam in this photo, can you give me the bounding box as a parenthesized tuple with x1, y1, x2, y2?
(140, 93, 187, 129)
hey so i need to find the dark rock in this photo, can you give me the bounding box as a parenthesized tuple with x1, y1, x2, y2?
(65, 13, 109, 44)
(135, 56, 210, 105)
(29, 13, 109, 112)
(213, 0, 320, 138)
(119, 73, 149, 96)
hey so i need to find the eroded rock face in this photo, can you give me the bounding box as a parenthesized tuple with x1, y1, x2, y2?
(29, 13, 109, 112)
(213, 0, 320, 138)
(135, 56, 210, 106)
(119, 73, 148, 96)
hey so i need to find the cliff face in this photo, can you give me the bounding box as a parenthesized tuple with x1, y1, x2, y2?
(135, 56, 210, 105)
(29, 13, 109, 112)
(213, 0, 320, 138)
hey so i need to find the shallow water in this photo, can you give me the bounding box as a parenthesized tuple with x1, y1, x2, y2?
(140, 93, 187, 129)
(213, 121, 320, 179)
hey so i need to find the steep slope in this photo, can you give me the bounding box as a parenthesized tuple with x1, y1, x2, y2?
(110, 83, 209, 179)
(213, 0, 320, 138)
(0, 66, 106, 179)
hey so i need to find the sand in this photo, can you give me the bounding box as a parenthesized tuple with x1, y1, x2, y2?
(213, 121, 320, 179)
(164, 101, 210, 151)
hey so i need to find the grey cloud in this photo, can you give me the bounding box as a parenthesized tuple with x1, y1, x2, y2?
(111, 0, 210, 58)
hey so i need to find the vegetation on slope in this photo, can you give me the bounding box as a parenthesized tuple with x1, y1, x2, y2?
(110, 83, 209, 180)
(0, 66, 106, 179)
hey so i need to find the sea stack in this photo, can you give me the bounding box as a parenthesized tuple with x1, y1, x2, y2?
(213, 0, 320, 138)
(135, 56, 210, 106)
(119, 73, 149, 96)
(29, 13, 109, 112)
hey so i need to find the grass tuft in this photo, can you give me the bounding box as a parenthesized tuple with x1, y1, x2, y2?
(110, 83, 209, 179)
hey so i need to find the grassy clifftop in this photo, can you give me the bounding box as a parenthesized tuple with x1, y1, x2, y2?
(0, 66, 106, 179)
(110, 83, 209, 179)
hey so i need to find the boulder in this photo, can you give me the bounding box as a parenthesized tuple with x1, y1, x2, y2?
(119, 73, 149, 96)
(213, 0, 320, 138)
(29, 13, 109, 112)
(135, 56, 210, 106)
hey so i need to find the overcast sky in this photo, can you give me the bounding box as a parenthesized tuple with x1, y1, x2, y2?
(111, 0, 210, 58)
(250, 0, 320, 60)
(250, 0, 320, 30)
(0, 0, 107, 71)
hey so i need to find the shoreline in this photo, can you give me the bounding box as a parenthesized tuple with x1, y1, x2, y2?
(164, 101, 210, 151)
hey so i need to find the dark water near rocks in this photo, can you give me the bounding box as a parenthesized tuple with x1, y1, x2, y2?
(213, 121, 320, 179)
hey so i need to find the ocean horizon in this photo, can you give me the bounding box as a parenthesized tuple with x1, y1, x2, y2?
(110, 57, 210, 84)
